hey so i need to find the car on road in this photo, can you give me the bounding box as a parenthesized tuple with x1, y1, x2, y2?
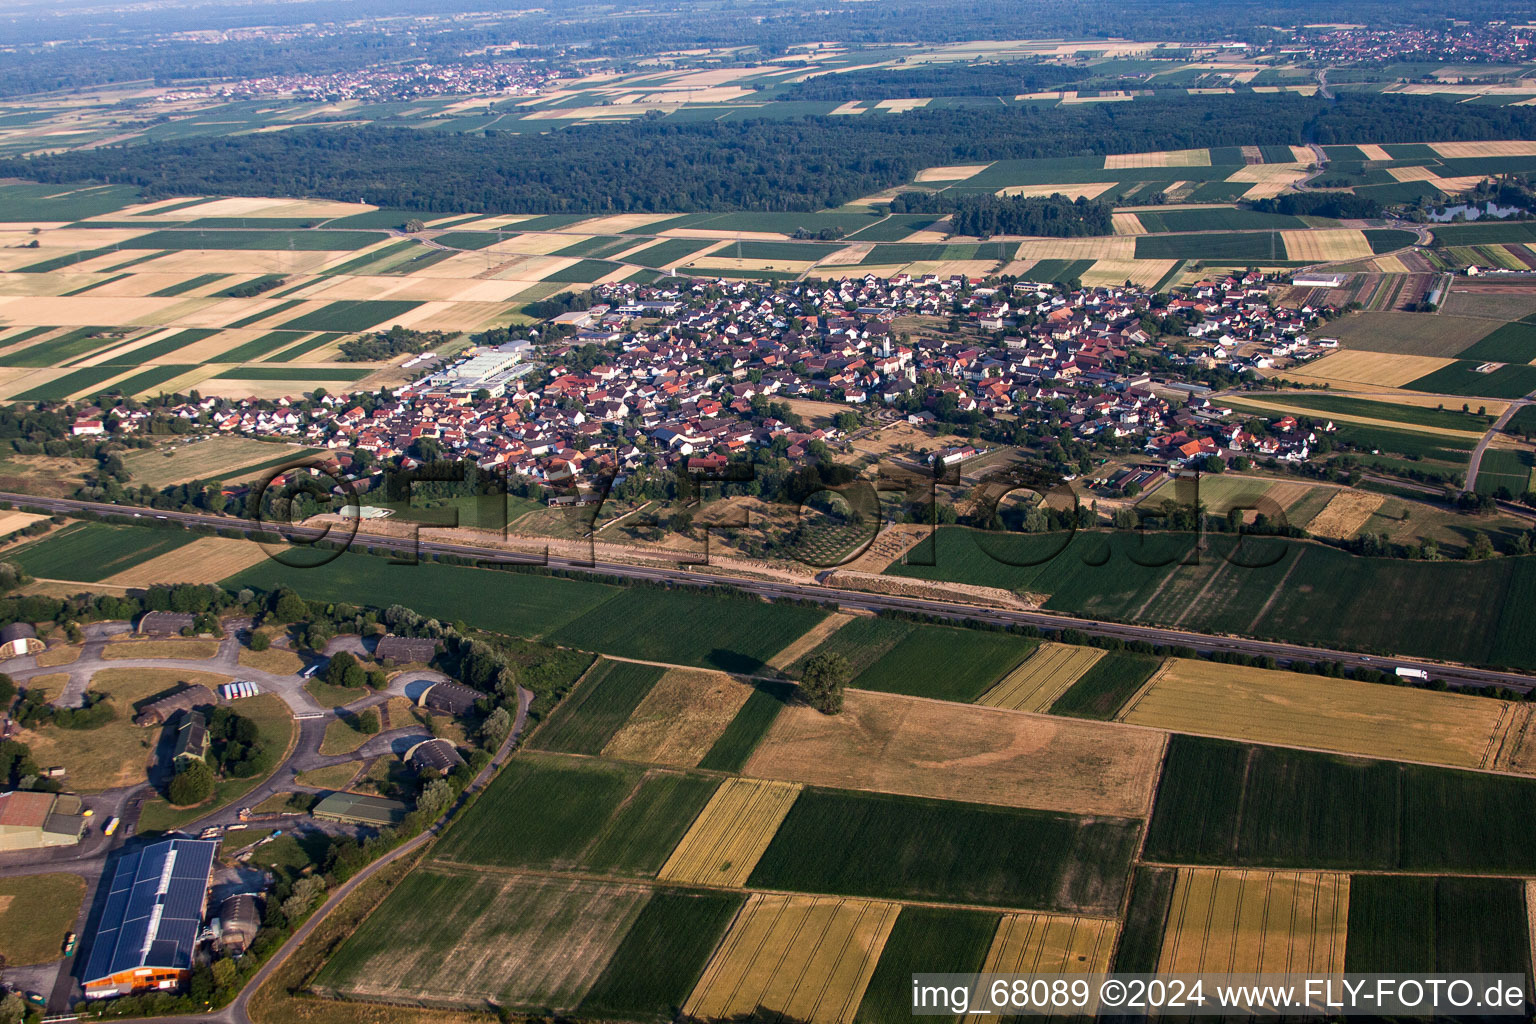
(103, 816, 119, 836)
(63, 932, 76, 956)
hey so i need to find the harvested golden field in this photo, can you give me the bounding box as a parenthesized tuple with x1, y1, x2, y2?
(1111, 213, 1147, 236)
(1387, 165, 1438, 183)
(1014, 236, 1135, 261)
(996, 182, 1117, 201)
(1226, 164, 1310, 199)
(978, 912, 1119, 980)
(684, 894, 899, 1024)
(1080, 258, 1175, 288)
(977, 643, 1104, 712)
(1104, 148, 1210, 168)
(122, 437, 313, 489)
(742, 689, 1163, 818)
(1304, 490, 1384, 540)
(1289, 350, 1453, 388)
(1428, 140, 1536, 159)
(101, 536, 267, 587)
(1356, 144, 1391, 161)
(240, 647, 306, 675)
(1118, 658, 1506, 769)
(657, 778, 801, 887)
(102, 639, 220, 660)
(1158, 869, 1349, 974)
(766, 613, 853, 670)
(1281, 229, 1373, 263)
(600, 668, 754, 767)
(0, 510, 45, 538)
(915, 164, 991, 182)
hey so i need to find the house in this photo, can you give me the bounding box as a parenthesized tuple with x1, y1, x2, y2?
(0, 623, 43, 659)
(311, 792, 409, 827)
(171, 710, 208, 765)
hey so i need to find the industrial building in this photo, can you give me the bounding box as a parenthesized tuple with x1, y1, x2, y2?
(417, 680, 481, 716)
(134, 685, 216, 727)
(0, 622, 43, 659)
(83, 838, 218, 1000)
(214, 893, 262, 954)
(407, 738, 466, 776)
(311, 792, 409, 827)
(0, 790, 86, 851)
(417, 341, 531, 398)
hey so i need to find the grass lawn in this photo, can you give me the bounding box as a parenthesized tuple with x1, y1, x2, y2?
(19, 667, 232, 792)
(295, 761, 364, 789)
(239, 647, 305, 674)
(101, 639, 220, 660)
(137, 692, 294, 833)
(305, 679, 370, 708)
(0, 873, 85, 965)
(319, 716, 375, 756)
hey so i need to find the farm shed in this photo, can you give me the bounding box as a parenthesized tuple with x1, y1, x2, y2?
(312, 792, 409, 827)
(406, 738, 465, 776)
(0, 790, 86, 851)
(374, 635, 439, 663)
(137, 611, 196, 636)
(216, 893, 261, 954)
(134, 685, 217, 727)
(171, 710, 208, 765)
(0, 623, 43, 659)
(417, 680, 481, 716)
(83, 838, 217, 1000)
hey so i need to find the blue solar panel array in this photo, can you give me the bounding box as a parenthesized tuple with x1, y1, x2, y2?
(84, 838, 217, 985)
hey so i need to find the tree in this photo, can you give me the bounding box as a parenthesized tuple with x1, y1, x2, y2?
(479, 706, 512, 748)
(357, 708, 381, 734)
(248, 631, 271, 652)
(167, 759, 214, 806)
(800, 651, 850, 715)
(417, 777, 453, 818)
(0, 672, 13, 706)
(272, 589, 307, 623)
(325, 650, 360, 687)
(282, 875, 327, 921)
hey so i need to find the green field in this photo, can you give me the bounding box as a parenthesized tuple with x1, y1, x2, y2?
(1135, 231, 1287, 261)
(694, 680, 794, 772)
(1048, 651, 1162, 720)
(1344, 875, 1530, 974)
(104, 328, 217, 364)
(120, 229, 382, 250)
(1326, 422, 1471, 463)
(1133, 209, 1306, 233)
(850, 623, 1032, 702)
(1112, 867, 1177, 972)
(844, 215, 941, 241)
(746, 787, 1140, 913)
(215, 331, 309, 363)
(789, 615, 917, 678)
(1475, 448, 1535, 496)
(576, 890, 746, 1023)
(1457, 321, 1536, 363)
(149, 272, 227, 296)
(1405, 360, 1536, 399)
(1362, 228, 1419, 253)
(855, 907, 1001, 1024)
(541, 259, 623, 283)
(0, 326, 118, 367)
(279, 299, 423, 332)
(434, 755, 712, 874)
(9, 522, 192, 582)
(226, 553, 619, 639)
(217, 366, 371, 381)
(545, 588, 828, 674)
(1432, 221, 1536, 247)
(885, 527, 1536, 671)
(12, 364, 127, 401)
(1144, 735, 1536, 872)
(623, 238, 713, 268)
(552, 235, 633, 259)
(526, 659, 665, 755)
(1235, 393, 1493, 432)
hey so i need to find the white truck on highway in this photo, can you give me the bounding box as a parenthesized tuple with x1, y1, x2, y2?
(1395, 666, 1430, 682)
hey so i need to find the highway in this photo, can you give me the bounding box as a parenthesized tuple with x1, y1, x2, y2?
(6, 490, 1533, 694)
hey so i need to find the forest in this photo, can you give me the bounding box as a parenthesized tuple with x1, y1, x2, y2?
(892, 192, 1113, 237)
(6, 93, 1531, 216)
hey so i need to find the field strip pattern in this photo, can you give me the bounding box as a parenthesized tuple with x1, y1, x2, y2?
(977, 643, 1105, 712)
(962, 913, 1118, 1022)
(1158, 869, 1348, 974)
(1117, 658, 1505, 769)
(658, 778, 802, 887)
(684, 893, 900, 1024)
(766, 612, 854, 670)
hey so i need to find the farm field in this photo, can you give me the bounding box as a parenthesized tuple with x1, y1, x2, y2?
(656, 778, 802, 888)
(977, 910, 1120, 980)
(1157, 869, 1349, 973)
(1228, 392, 1495, 433)
(1118, 658, 1509, 769)
(100, 535, 268, 587)
(1475, 448, 1536, 496)
(1144, 735, 1536, 873)
(844, 622, 1034, 702)
(854, 907, 999, 1024)
(0, 873, 86, 966)
(312, 868, 654, 1010)
(745, 787, 1141, 913)
(1049, 652, 1164, 720)
(526, 659, 665, 756)
(600, 667, 754, 767)
(8, 520, 193, 582)
(884, 527, 1536, 673)
(694, 681, 796, 773)
(683, 894, 899, 1024)
(740, 688, 1164, 817)
(1405, 360, 1536, 399)
(1344, 875, 1530, 974)
(975, 642, 1103, 711)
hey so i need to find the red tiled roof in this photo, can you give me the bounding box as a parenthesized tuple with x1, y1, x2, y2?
(0, 790, 52, 828)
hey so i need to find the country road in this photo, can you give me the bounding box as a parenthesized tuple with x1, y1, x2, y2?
(1465, 395, 1533, 495)
(3, 490, 1533, 694)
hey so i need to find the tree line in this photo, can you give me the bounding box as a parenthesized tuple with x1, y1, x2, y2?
(7, 93, 1534, 216)
(892, 191, 1113, 237)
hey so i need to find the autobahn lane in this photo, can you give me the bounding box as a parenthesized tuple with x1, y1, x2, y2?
(4, 491, 1532, 694)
